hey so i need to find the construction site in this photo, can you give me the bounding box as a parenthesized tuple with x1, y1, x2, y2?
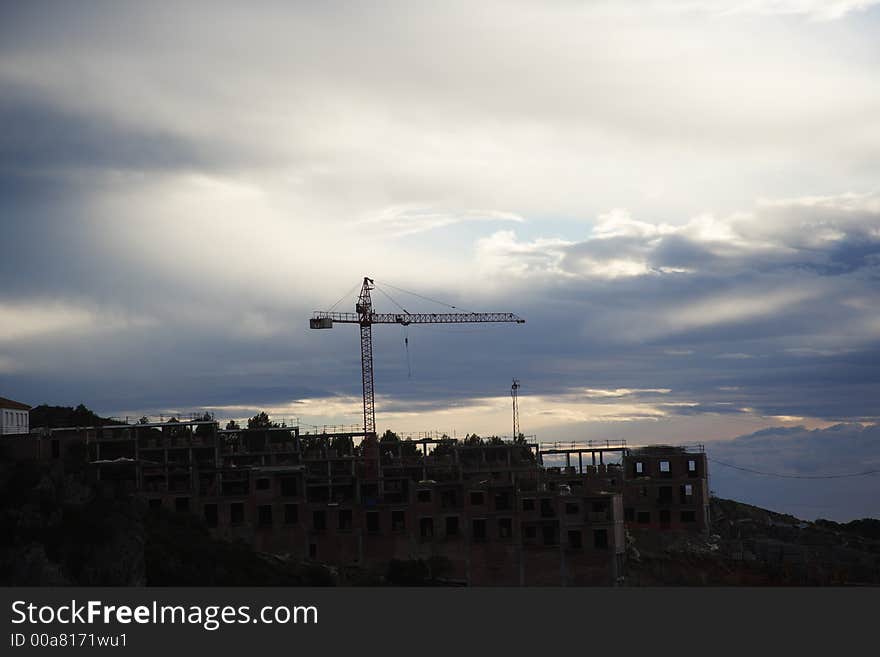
(2, 277, 718, 585)
(5, 276, 879, 586)
(4, 419, 709, 585)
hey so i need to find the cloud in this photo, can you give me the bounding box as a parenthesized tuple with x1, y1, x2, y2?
(664, 0, 880, 20)
(357, 206, 524, 237)
(480, 193, 880, 282)
(0, 1, 879, 467)
(709, 423, 880, 520)
(0, 301, 155, 343)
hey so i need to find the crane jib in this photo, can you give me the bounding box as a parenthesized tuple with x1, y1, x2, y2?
(311, 312, 525, 325)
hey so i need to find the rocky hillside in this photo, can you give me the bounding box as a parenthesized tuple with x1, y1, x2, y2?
(625, 497, 880, 585)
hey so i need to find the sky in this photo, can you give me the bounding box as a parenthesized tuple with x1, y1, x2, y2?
(1, 1, 879, 519)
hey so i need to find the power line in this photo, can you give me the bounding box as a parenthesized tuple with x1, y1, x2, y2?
(708, 456, 880, 480)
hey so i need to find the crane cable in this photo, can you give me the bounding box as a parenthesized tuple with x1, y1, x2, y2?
(327, 280, 363, 312)
(379, 280, 474, 313)
(374, 281, 499, 333)
(372, 284, 414, 379)
(404, 327, 412, 379)
(373, 284, 410, 314)
(707, 456, 880, 480)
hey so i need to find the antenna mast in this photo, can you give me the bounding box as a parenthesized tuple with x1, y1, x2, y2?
(511, 378, 521, 440)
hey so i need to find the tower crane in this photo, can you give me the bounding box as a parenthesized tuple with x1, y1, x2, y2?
(310, 277, 525, 441)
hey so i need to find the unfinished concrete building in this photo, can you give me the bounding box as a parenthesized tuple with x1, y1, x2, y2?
(4, 420, 708, 585)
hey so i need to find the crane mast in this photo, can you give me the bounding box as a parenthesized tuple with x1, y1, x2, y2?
(311, 276, 525, 440)
(357, 278, 376, 436)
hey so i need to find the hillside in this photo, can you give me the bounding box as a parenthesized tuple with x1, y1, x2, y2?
(0, 454, 335, 586)
(625, 497, 880, 585)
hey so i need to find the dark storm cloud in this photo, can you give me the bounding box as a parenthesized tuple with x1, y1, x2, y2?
(0, 91, 203, 174)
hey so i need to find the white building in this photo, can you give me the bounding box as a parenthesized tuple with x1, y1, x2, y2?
(0, 396, 30, 435)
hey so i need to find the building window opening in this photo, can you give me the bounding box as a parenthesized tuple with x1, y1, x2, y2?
(284, 503, 298, 524)
(391, 510, 405, 532)
(280, 476, 298, 497)
(258, 504, 273, 527)
(494, 492, 511, 511)
(420, 517, 434, 538)
(312, 509, 326, 532)
(593, 528, 608, 549)
(366, 511, 380, 533)
(659, 460, 671, 473)
(338, 508, 353, 530)
(472, 518, 487, 542)
(498, 518, 512, 539)
(440, 490, 457, 509)
(204, 503, 218, 528)
(568, 530, 582, 549)
(445, 515, 459, 536)
(230, 502, 245, 525)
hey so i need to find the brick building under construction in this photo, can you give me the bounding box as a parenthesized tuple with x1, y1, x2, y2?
(5, 420, 709, 585)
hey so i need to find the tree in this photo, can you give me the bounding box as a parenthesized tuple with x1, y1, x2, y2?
(225, 420, 240, 430)
(463, 433, 482, 446)
(380, 429, 400, 443)
(247, 412, 277, 429)
(329, 435, 352, 455)
(137, 417, 150, 425)
(195, 412, 215, 436)
(431, 436, 456, 458)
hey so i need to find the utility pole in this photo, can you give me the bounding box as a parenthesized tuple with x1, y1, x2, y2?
(511, 378, 521, 440)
